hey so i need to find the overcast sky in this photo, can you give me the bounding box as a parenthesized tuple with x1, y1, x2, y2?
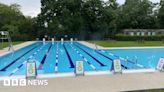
(0, 0, 160, 17)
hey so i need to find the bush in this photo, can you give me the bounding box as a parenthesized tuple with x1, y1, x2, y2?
(11, 34, 35, 41)
(110, 34, 164, 41)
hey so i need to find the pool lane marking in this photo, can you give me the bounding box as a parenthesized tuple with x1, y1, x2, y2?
(70, 45, 96, 70)
(95, 50, 128, 69)
(38, 44, 53, 70)
(75, 43, 128, 69)
(100, 50, 144, 68)
(0, 45, 39, 71)
(55, 43, 59, 72)
(63, 43, 75, 68)
(74, 44, 106, 67)
(95, 51, 113, 61)
(9, 44, 46, 76)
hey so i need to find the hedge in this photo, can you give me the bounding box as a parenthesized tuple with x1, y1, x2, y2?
(110, 34, 164, 41)
(10, 34, 35, 41)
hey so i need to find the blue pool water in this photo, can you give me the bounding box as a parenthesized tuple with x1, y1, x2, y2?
(0, 42, 162, 76)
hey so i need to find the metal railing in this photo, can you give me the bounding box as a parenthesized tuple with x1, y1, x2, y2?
(0, 31, 14, 51)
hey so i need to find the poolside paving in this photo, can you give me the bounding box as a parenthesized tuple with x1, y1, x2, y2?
(0, 41, 36, 57)
(79, 41, 164, 49)
(0, 72, 164, 92)
(79, 41, 105, 49)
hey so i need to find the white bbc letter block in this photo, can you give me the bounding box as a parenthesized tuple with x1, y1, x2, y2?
(11, 79, 19, 86)
(4, 79, 11, 86)
(19, 79, 26, 86)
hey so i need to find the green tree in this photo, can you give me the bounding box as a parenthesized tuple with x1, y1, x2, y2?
(38, 0, 84, 39)
(0, 3, 36, 41)
(37, 0, 161, 40)
(103, 0, 119, 35)
(158, 0, 164, 28)
(119, 0, 158, 29)
(38, 0, 119, 40)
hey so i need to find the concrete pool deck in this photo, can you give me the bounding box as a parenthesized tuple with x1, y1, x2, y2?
(0, 71, 164, 92)
(0, 41, 36, 57)
(79, 41, 164, 50)
(79, 41, 106, 49)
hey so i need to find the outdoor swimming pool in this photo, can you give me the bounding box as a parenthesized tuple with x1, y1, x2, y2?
(0, 41, 162, 77)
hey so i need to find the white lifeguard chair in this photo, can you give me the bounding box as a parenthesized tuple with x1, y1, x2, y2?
(0, 31, 14, 51)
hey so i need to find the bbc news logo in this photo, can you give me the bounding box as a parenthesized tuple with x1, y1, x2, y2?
(3, 79, 48, 86)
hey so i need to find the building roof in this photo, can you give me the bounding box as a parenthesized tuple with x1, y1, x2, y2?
(123, 29, 164, 32)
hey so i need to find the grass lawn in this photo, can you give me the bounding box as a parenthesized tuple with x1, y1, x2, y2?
(88, 41, 164, 47)
(0, 41, 24, 49)
(131, 89, 164, 92)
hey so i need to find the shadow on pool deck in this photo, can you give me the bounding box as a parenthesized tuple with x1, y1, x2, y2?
(0, 72, 164, 92)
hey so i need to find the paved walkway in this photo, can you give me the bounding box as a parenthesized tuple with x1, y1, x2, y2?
(79, 41, 164, 50)
(0, 72, 164, 92)
(79, 41, 105, 49)
(0, 41, 36, 57)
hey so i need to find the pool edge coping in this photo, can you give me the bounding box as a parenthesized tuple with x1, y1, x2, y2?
(0, 68, 157, 80)
(79, 41, 164, 49)
(0, 41, 37, 57)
